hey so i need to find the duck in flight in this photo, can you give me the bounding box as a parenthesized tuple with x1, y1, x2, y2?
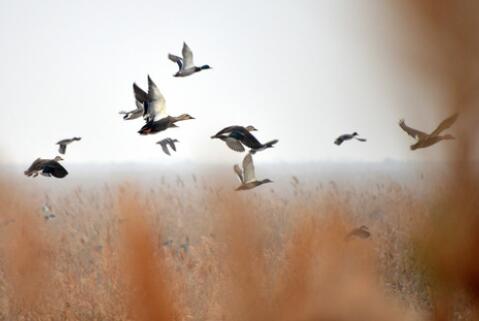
(211, 125, 278, 153)
(133, 75, 167, 122)
(138, 114, 194, 135)
(399, 113, 459, 150)
(24, 156, 68, 178)
(119, 100, 144, 120)
(56, 137, 81, 154)
(157, 138, 179, 156)
(334, 132, 366, 145)
(168, 42, 211, 77)
(234, 153, 273, 191)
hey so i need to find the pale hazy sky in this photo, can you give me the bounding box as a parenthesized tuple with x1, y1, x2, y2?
(0, 0, 459, 164)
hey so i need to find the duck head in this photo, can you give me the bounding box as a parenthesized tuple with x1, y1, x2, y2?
(175, 114, 195, 121)
(245, 125, 258, 132)
(352, 132, 358, 136)
(198, 65, 211, 71)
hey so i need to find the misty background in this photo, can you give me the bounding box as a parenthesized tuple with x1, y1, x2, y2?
(0, 0, 461, 166)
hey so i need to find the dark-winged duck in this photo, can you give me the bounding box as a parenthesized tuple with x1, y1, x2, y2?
(211, 125, 278, 153)
(56, 137, 81, 154)
(168, 42, 211, 77)
(24, 156, 68, 178)
(234, 153, 273, 191)
(157, 138, 179, 156)
(399, 113, 459, 150)
(334, 132, 366, 145)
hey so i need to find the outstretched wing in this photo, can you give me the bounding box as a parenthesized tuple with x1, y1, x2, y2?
(430, 113, 459, 137)
(158, 141, 171, 156)
(133, 83, 148, 103)
(225, 138, 245, 152)
(166, 138, 177, 152)
(355, 137, 367, 142)
(399, 119, 428, 140)
(146, 76, 167, 120)
(242, 153, 256, 183)
(182, 42, 194, 69)
(233, 164, 244, 183)
(168, 54, 183, 70)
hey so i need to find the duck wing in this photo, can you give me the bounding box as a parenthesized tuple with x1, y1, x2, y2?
(146, 75, 167, 121)
(182, 42, 194, 69)
(399, 119, 428, 140)
(230, 128, 262, 149)
(430, 113, 459, 137)
(225, 138, 245, 152)
(157, 140, 171, 156)
(133, 83, 148, 103)
(166, 138, 177, 152)
(212, 126, 241, 137)
(233, 164, 244, 183)
(242, 153, 256, 183)
(168, 54, 183, 70)
(42, 161, 68, 178)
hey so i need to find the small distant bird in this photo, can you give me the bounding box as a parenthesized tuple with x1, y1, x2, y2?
(134, 75, 167, 122)
(334, 132, 367, 145)
(211, 125, 278, 153)
(56, 137, 81, 154)
(41, 204, 56, 221)
(345, 225, 371, 240)
(157, 138, 179, 156)
(234, 153, 273, 191)
(119, 100, 144, 120)
(399, 113, 459, 150)
(24, 156, 68, 178)
(138, 114, 195, 135)
(168, 42, 211, 77)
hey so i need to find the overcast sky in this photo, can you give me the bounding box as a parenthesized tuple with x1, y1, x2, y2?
(0, 0, 460, 165)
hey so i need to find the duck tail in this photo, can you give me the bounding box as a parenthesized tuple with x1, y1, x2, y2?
(264, 139, 278, 149)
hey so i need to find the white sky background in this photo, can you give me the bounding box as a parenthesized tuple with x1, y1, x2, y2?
(0, 0, 460, 165)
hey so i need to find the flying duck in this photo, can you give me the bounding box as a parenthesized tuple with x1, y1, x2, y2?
(119, 100, 144, 120)
(134, 75, 167, 122)
(56, 137, 81, 154)
(211, 125, 278, 153)
(345, 225, 371, 240)
(138, 114, 195, 135)
(157, 138, 179, 156)
(24, 156, 68, 178)
(334, 132, 367, 145)
(168, 42, 211, 77)
(399, 113, 459, 150)
(234, 153, 273, 191)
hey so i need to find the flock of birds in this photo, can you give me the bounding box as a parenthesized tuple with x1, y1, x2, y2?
(24, 42, 460, 192)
